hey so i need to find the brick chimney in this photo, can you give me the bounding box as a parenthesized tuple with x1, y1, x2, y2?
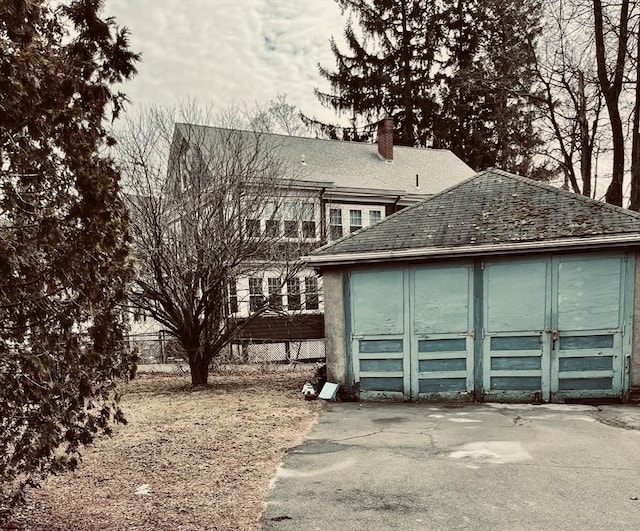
(377, 117, 394, 161)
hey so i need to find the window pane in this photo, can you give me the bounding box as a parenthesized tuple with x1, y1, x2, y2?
(302, 220, 316, 238)
(287, 278, 301, 311)
(246, 219, 260, 237)
(369, 210, 381, 224)
(249, 277, 263, 312)
(329, 208, 342, 226)
(301, 203, 315, 221)
(350, 209, 362, 226)
(264, 201, 276, 218)
(265, 219, 281, 237)
(284, 220, 298, 238)
(329, 225, 343, 240)
(349, 209, 362, 232)
(305, 276, 319, 310)
(267, 278, 282, 311)
(284, 201, 295, 221)
(228, 278, 238, 314)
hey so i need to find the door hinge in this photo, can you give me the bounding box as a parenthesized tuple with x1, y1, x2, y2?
(352, 334, 364, 340)
(459, 330, 475, 338)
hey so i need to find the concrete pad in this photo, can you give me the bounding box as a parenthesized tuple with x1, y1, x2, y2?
(261, 403, 640, 530)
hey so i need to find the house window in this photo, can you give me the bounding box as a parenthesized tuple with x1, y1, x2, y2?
(246, 219, 260, 237)
(267, 277, 282, 311)
(265, 219, 281, 237)
(227, 278, 238, 314)
(287, 278, 301, 311)
(284, 201, 298, 238)
(264, 201, 281, 237)
(249, 277, 264, 312)
(349, 209, 362, 233)
(369, 210, 382, 225)
(329, 208, 343, 240)
(301, 203, 316, 239)
(305, 276, 319, 310)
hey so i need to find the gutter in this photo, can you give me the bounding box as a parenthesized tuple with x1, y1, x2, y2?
(303, 234, 640, 267)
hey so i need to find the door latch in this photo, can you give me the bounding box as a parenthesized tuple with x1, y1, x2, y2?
(545, 329, 559, 348)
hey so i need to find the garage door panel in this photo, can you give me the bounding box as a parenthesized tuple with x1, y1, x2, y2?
(490, 335, 541, 351)
(359, 359, 404, 372)
(413, 267, 470, 334)
(558, 335, 614, 350)
(557, 377, 613, 391)
(359, 339, 404, 353)
(419, 358, 467, 372)
(360, 377, 404, 393)
(557, 258, 622, 331)
(553, 332, 622, 398)
(352, 270, 404, 335)
(491, 376, 542, 391)
(419, 378, 467, 393)
(558, 356, 613, 372)
(491, 356, 541, 370)
(355, 336, 408, 399)
(486, 261, 547, 332)
(415, 335, 473, 399)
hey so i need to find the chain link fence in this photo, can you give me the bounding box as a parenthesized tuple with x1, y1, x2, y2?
(128, 332, 325, 365)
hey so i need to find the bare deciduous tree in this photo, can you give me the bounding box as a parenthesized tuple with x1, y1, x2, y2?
(117, 105, 316, 386)
(593, 0, 630, 207)
(534, 0, 605, 196)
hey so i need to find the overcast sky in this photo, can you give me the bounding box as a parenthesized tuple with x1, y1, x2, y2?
(105, 0, 347, 126)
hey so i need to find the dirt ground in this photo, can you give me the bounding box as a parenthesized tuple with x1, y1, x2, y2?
(6, 369, 322, 531)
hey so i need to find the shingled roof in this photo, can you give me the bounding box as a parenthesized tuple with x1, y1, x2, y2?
(174, 123, 474, 198)
(308, 168, 640, 265)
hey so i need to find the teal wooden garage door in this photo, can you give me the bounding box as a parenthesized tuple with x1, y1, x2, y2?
(551, 255, 629, 400)
(482, 259, 551, 402)
(411, 265, 474, 399)
(350, 264, 473, 400)
(349, 252, 632, 402)
(483, 253, 632, 402)
(350, 269, 409, 400)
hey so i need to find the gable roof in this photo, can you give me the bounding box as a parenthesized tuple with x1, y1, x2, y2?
(308, 168, 640, 266)
(174, 123, 475, 198)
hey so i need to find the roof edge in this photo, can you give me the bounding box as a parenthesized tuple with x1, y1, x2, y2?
(304, 234, 640, 267)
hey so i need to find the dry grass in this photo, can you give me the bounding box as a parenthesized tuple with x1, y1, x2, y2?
(7, 370, 322, 530)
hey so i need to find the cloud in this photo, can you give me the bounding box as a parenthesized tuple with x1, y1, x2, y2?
(105, 0, 346, 125)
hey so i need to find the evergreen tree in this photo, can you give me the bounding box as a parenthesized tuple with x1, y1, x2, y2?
(0, 0, 138, 503)
(435, 0, 545, 174)
(313, 0, 442, 146)
(312, 0, 546, 175)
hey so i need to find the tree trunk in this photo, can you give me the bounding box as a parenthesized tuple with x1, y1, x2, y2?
(189, 358, 209, 386)
(593, 0, 629, 207)
(629, 33, 640, 212)
(577, 71, 592, 198)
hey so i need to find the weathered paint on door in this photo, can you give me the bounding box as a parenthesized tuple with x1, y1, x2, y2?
(350, 269, 409, 400)
(551, 255, 629, 400)
(411, 265, 474, 399)
(348, 252, 633, 402)
(482, 259, 551, 402)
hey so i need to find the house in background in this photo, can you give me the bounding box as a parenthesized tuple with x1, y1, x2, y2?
(128, 119, 475, 362)
(307, 169, 640, 402)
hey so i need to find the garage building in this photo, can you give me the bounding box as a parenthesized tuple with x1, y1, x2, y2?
(306, 169, 640, 402)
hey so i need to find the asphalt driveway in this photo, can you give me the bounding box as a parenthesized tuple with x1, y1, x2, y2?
(261, 402, 640, 530)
